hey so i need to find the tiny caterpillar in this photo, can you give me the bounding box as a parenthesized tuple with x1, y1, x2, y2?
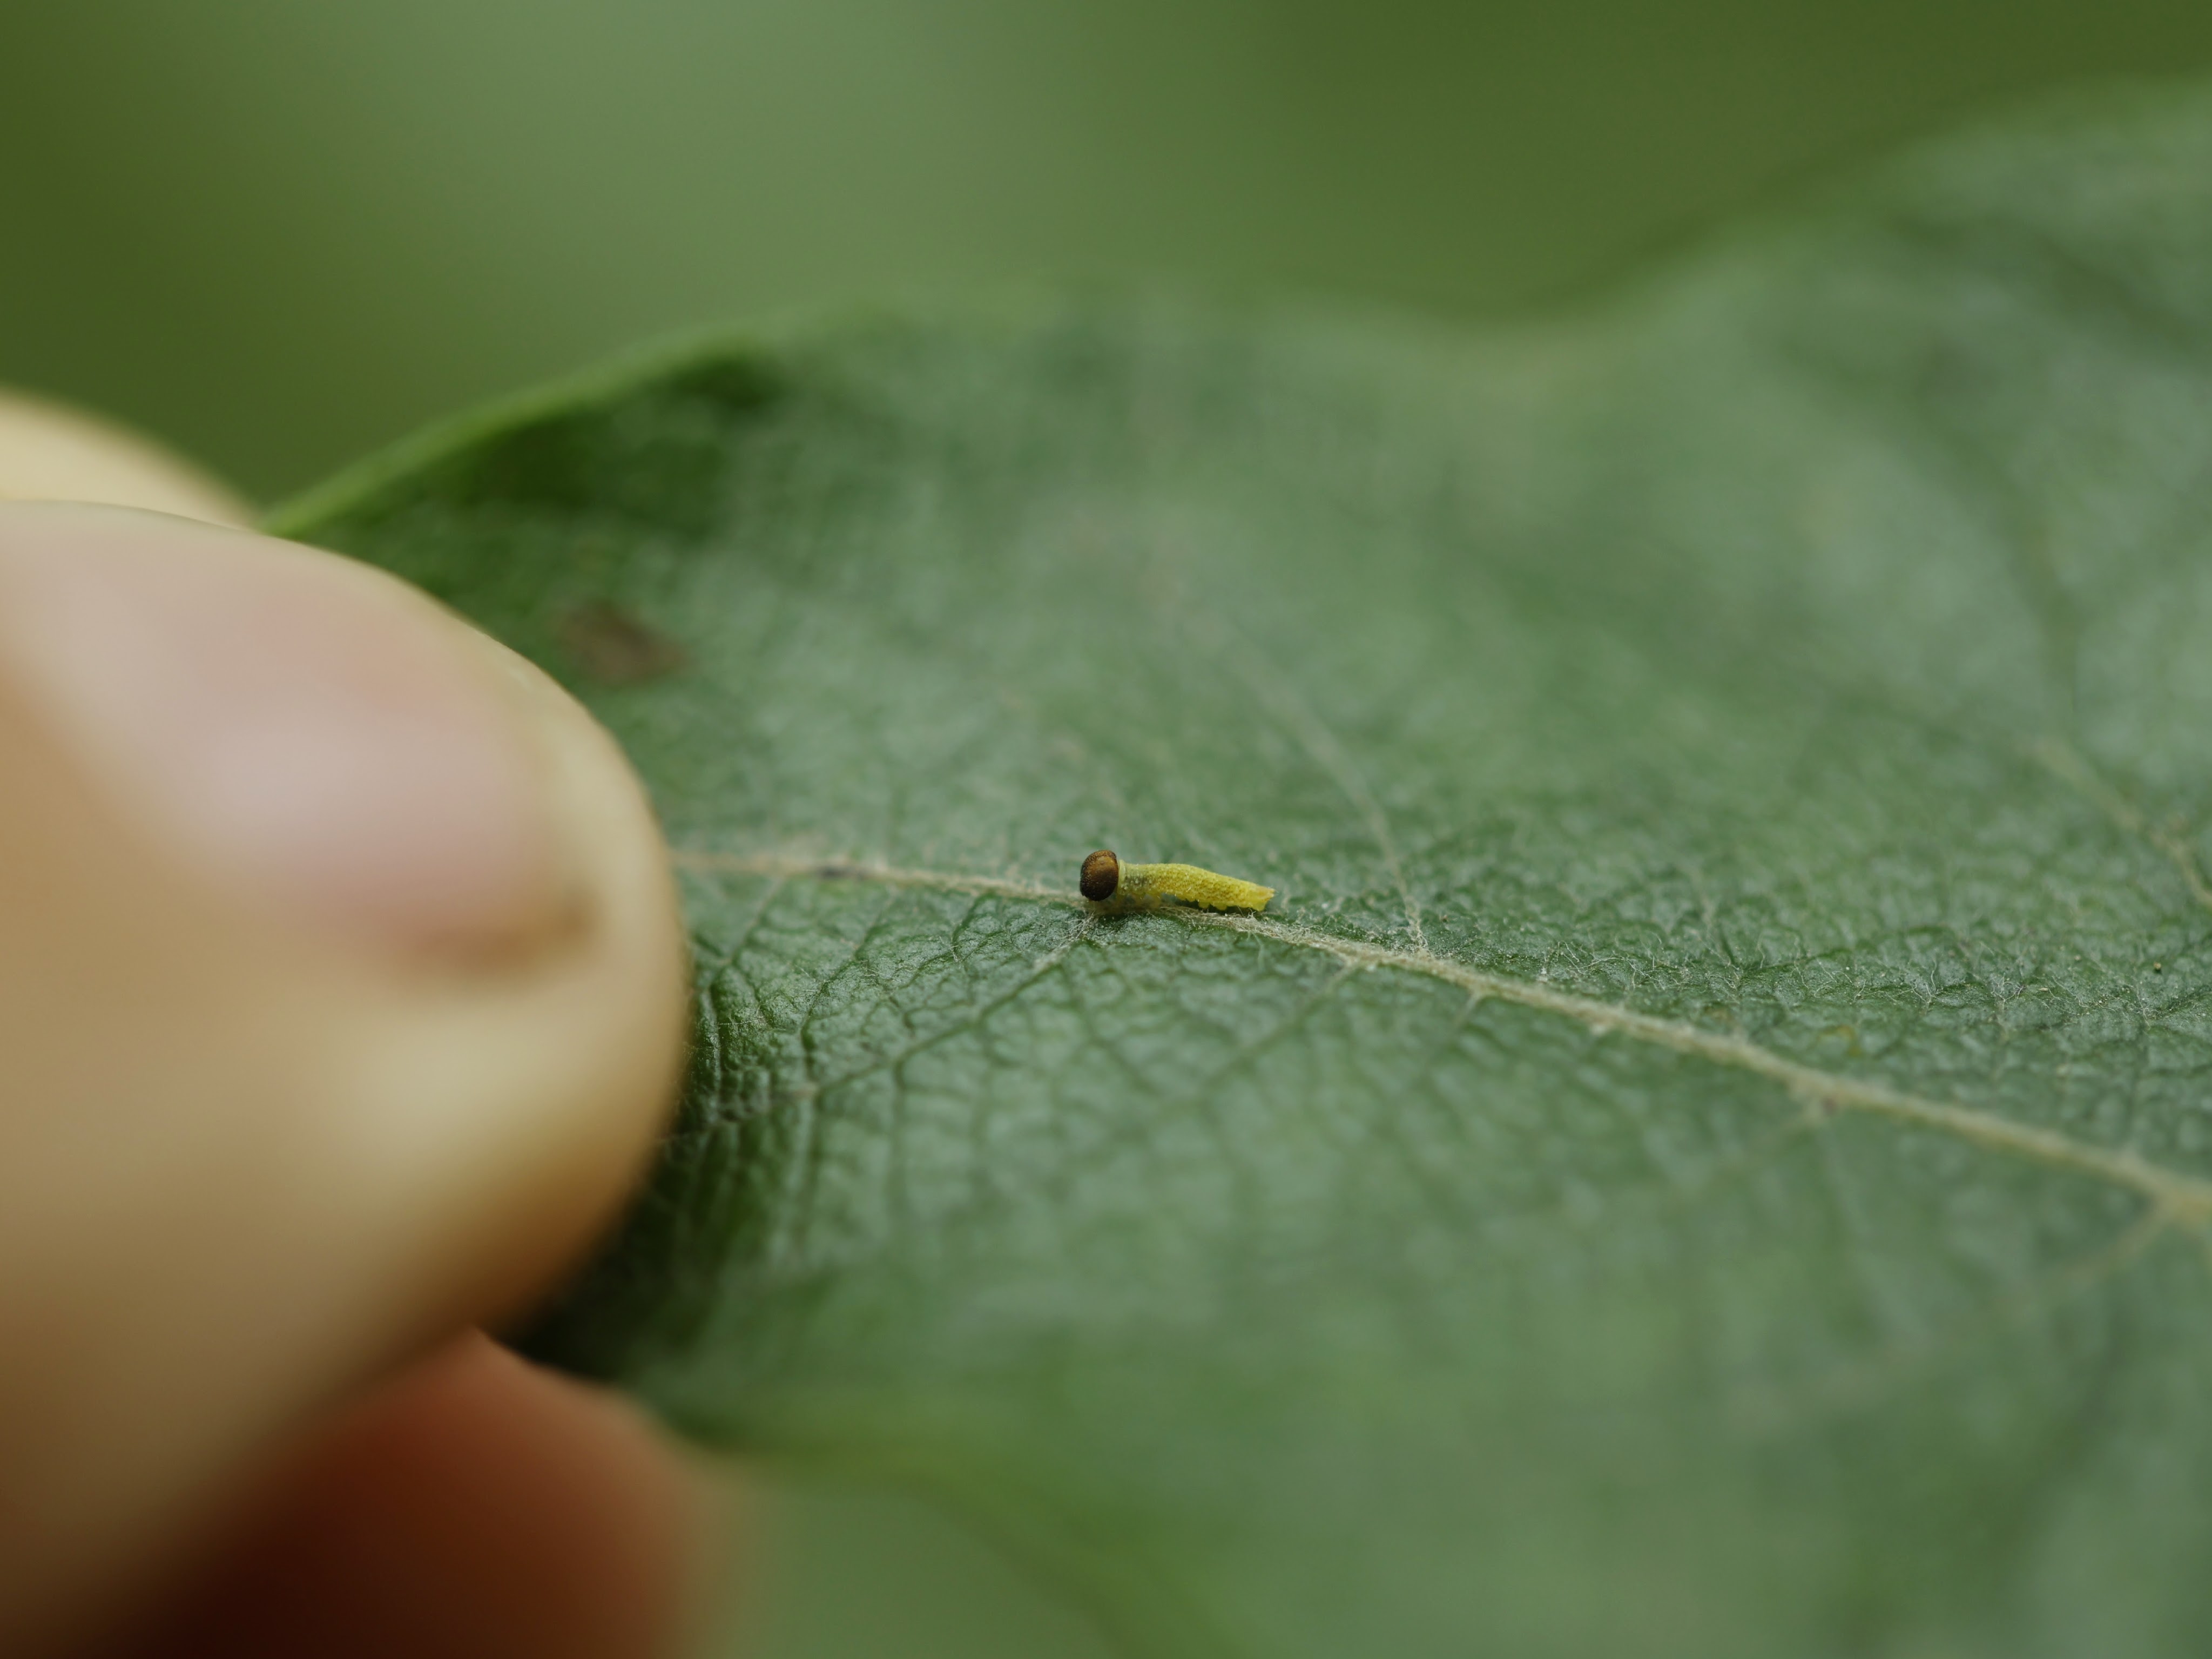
(1079, 849, 1274, 913)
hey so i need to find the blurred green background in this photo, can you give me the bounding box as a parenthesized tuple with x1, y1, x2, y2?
(12, 3, 2212, 1651)
(10, 1, 2212, 503)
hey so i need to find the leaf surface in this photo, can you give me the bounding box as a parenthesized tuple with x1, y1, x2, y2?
(276, 90, 2212, 1658)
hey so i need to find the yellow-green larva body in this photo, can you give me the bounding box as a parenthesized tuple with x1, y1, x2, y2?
(1079, 849, 1273, 913)
(1118, 861, 1274, 912)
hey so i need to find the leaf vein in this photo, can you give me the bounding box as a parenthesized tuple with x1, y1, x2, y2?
(2034, 736, 2212, 917)
(676, 847, 2212, 1226)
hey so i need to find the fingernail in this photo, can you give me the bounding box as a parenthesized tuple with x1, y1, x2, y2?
(0, 504, 571, 957)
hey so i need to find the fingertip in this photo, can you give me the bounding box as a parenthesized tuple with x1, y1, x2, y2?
(0, 505, 578, 961)
(0, 504, 690, 1646)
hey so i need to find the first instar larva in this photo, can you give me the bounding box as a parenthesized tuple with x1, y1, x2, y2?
(1078, 849, 1274, 913)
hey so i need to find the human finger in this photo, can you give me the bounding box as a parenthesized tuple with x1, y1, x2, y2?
(0, 503, 691, 1651)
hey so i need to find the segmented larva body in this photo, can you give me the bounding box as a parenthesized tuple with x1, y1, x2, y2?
(1079, 849, 1274, 913)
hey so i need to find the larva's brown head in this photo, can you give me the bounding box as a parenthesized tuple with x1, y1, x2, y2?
(1079, 848, 1121, 902)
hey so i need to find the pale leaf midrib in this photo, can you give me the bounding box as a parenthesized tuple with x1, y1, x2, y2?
(674, 847, 2212, 1226)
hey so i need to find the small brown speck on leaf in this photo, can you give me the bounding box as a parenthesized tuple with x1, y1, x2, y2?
(1080, 849, 1121, 902)
(558, 600, 689, 686)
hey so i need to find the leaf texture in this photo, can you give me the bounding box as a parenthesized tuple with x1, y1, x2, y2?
(276, 88, 2212, 1659)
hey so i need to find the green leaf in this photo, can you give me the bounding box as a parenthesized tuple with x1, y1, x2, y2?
(274, 86, 2212, 1659)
